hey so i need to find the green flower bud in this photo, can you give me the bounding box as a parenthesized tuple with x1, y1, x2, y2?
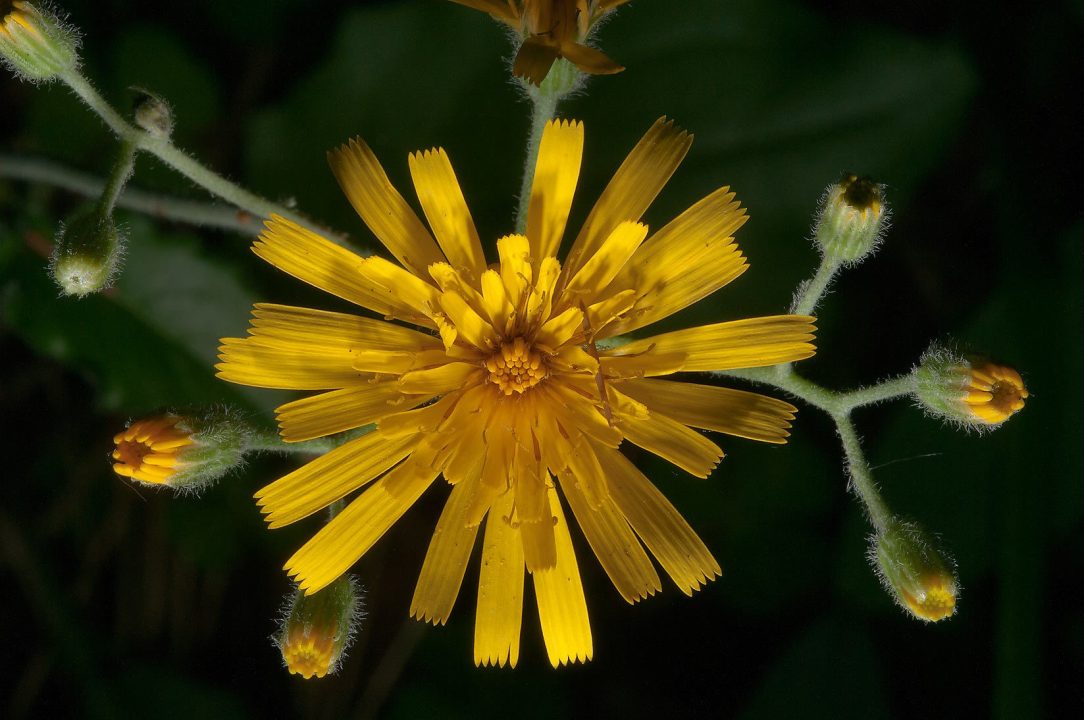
(0, 1, 79, 82)
(277, 575, 362, 679)
(872, 518, 958, 622)
(814, 173, 888, 265)
(112, 408, 249, 494)
(50, 208, 123, 297)
(915, 345, 1028, 429)
(132, 87, 173, 140)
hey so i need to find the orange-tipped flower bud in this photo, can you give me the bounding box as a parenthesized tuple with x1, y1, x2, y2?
(872, 518, 958, 622)
(915, 346, 1028, 429)
(0, 1, 79, 81)
(277, 575, 362, 679)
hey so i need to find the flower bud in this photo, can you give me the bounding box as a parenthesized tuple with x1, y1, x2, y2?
(132, 87, 173, 140)
(872, 518, 958, 622)
(50, 208, 123, 297)
(112, 409, 248, 493)
(277, 575, 362, 679)
(814, 173, 888, 265)
(0, 1, 79, 82)
(915, 346, 1028, 429)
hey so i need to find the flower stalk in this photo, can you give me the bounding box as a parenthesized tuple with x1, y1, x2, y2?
(57, 68, 337, 240)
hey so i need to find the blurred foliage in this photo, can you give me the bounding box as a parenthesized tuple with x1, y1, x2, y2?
(1, 0, 1081, 718)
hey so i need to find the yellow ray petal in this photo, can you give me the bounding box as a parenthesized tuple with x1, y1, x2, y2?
(479, 269, 514, 332)
(408, 148, 487, 281)
(398, 362, 485, 395)
(410, 477, 483, 625)
(562, 221, 648, 302)
(562, 118, 692, 280)
(609, 315, 816, 372)
(255, 431, 417, 527)
(598, 350, 687, 380)
(619, 406, 724, 478)
(438, 291, 499, 351)
(216, 338, 363, 390)
(526, 119, 584, 259)
(597, 447, 720, 595)
(252, 216, 428, 324)
(285, 459, 440, 594)
(474, 491, 525, 668)
(533, 486, 593, 667)
(248, 303, 442, 353)
(534, 306, 583, 351)
(557, 471, 661, 604)
(356, 256, 442, 318)
(275, 382, 428, 443)
(328, 138, 446, 277)
(617, 379, 797, 444)
(497, 234, 533, 313)
(604, 187, 750, 336)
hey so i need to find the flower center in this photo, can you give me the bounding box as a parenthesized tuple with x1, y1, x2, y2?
(485, 337, 547, 395)
(115, 438, 154, 469)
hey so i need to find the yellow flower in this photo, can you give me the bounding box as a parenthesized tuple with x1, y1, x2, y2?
(112, 415, 197, 485)
(217, 117, 816, 667)
(450, 0, 629, 84)
(960, 360, 1028, 425)
(277, 575, 360, 679)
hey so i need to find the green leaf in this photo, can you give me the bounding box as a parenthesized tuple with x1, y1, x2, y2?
(0, 217, 274, 415)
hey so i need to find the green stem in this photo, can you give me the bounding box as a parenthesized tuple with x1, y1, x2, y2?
(791, 254, 841, 316)
(513, 59, 582, 234)
(96, 140, 137, 217)
(245, 431, 340, 456)
(0, 154, 265, 235)
(717, 363, 911, 535)
(833, 411, 891, 534)
(59, 70, 341, 240)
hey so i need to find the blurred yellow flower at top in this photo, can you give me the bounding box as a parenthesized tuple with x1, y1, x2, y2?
(217, 117, 816, 667)
(451, 0, 630, 84)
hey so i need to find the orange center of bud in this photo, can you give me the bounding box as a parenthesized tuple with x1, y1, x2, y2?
(485, 337, 547, 395)
(282, 626, 337, 679)
(111, 416, 195, 485)
(963, 362, 1028, 424)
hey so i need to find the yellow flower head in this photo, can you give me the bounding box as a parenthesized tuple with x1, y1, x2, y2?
(112, 411, 248, 492)
(960, 360, 1028, 425)
(451, 0, 629, 84)
(873, 518, 958, 623)
(218, 117, 816, 667)
(278, 575, 360, 679)
(916, 347, 1028, 430)
(113, 415, 196, 486)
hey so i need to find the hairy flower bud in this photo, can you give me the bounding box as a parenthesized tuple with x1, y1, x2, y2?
(50, 208, 123, 297)
(112, 409, 249, 493)
(872, 518, 958, 622)
(277, 575, 362, 679)
(0, 1, 79, 81)
(915, 345, 1028, 429)
(132, 87, 174, 140)
(814, 173, 888, 265)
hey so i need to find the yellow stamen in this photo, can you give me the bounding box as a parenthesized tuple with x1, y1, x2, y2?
(485, 337, 547, 395)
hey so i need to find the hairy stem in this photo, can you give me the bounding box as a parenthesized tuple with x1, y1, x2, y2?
(791, 254, 841, 316)
(58, 70, 341, 240)
(0, 154, 266, 234)
(96, 140, 137, 217)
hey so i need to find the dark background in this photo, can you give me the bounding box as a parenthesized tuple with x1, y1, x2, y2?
(1, 0, 1081, 717)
